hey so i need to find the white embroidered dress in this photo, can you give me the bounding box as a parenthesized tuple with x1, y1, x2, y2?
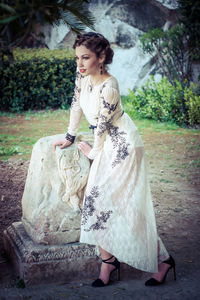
(68, 72, 169, 272)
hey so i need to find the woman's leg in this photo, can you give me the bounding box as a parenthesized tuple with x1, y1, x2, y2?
(146, 237, 173, 284)
(98, 246, 117, 285)
(151, 237, 171, 282)
(149, 258, 171, 282)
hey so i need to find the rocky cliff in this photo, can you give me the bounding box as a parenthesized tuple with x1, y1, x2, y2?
(44, 0, 179, 94)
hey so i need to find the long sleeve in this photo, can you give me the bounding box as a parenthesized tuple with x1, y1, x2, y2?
(67, 71, 83, 136)
(88, 83, 123, 160)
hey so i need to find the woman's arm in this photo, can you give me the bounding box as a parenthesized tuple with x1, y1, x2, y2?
(87, 84, 120, 159)
(53, 71, 83, 150)
(67, 71, 83, 137)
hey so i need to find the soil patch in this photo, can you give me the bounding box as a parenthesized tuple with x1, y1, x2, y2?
(0, 160, 29, 260)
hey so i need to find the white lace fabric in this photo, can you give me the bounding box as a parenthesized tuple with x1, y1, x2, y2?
(68, 72, 169, 272)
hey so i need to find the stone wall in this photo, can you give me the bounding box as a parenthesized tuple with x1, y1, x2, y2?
(43, 0, 179, 94)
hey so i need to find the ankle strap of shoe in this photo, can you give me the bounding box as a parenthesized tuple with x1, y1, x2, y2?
(102, 255, 114, 263)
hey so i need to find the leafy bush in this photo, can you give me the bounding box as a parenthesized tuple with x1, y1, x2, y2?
(185, 83, 200, 125)
(0, 48, 76, 112)
(13, 48, 75, 61)
(139, 25, 192, 85)
(177, 0, 200, 61)
(126, 76, 200, 126)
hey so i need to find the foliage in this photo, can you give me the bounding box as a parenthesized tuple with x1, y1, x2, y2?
(140, 25, 192, 84)
(13, 47, 75, 61)
(0, 145, 19, 157)
(125, 76, 200, 126)
(0, 48, 77, 112)
(177, 0, 200, 61)
(185, 83, 200, 125)
(140, 0, 200, 84)
(0, 0, 95, 61)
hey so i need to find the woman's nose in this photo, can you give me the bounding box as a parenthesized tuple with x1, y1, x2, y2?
(77, 59, 84, 67)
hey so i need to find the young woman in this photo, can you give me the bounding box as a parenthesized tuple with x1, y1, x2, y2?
(53, 32, 176, 287)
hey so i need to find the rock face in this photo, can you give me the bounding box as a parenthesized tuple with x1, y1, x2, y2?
(87, 0, 178, 94)
(22, 134, 92, 245)
(43, 0, 178, 94)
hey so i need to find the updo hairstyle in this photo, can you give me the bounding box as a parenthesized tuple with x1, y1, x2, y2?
(73, 32, 114, 65)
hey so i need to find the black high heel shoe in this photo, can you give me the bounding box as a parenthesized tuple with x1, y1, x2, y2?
(92, 255, 120, 287)
(145, 255, 176, 286)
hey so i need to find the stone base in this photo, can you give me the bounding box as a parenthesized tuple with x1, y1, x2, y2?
(3, 222, 100, 286)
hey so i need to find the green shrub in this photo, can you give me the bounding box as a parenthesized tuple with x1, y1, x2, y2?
(0, 48, 76, 112)
(126, 76, 200, 126)
(185, 83, 200, 125)
(139, 25, 193, 85)
(13, 48, 75, 61)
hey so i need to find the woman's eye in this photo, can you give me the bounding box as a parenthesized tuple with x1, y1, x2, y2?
(75, 57, 89, 60)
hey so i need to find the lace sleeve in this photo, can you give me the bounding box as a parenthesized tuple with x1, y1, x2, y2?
(67, 71, 83, 136)
(87, 84, 121, 160)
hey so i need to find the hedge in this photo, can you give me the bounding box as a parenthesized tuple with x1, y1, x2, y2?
(0, 48, 76, 112)
(126, 76, 200, 126)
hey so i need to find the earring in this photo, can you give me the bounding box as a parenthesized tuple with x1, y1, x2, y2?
(100, 64, 103, 75)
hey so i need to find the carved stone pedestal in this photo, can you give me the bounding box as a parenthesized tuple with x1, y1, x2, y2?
(3, 222, 99, 286)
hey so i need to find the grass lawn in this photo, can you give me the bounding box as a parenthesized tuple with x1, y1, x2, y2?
(0, 109, 90, 160)
(0, 105, 200, 167)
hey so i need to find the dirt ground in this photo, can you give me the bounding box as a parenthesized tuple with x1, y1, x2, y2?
(0, 159, 29, 259)
(0, 130, 200, 299)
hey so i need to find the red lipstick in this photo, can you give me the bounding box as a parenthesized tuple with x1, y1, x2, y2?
(80, 69, 86, 73)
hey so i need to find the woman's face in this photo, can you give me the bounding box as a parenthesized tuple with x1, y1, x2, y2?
(75, 45, 102, 77)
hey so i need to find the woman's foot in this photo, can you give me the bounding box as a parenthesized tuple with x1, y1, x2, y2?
(145, 255, 176, 286)
(150, 258, 171, 282)
(92, 255, 120, 287)
(99, 256, 116, 285)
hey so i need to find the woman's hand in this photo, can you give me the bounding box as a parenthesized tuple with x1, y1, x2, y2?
(78, 141, 92, 157)
(53, 138, 72, 150)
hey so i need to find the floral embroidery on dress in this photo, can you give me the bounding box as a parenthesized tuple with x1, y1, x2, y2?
(84, 210, 113, 232)
(99, 83, 106, 94)
(109, 125, 130, 168)
(76, 71, 83, 80)
(100, 84, 118, 114)
(97, 113, 130, 167)
(102, 97, 118, 114)
(81, 186, 99, 226)
(81, 186, 113, 232)
(96, 114, 112, 137)
(112, 141, 130, 167)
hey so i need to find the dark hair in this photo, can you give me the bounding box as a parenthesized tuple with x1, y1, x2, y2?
(73, 32, 114, 65)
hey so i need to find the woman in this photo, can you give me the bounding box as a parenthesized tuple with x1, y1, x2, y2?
(53, 32, 176, 287)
